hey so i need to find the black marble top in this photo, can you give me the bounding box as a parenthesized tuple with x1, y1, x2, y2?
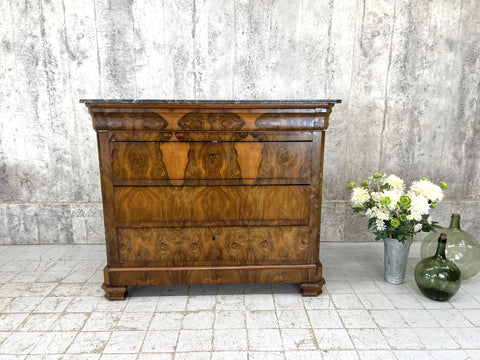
(80, 99, 341, 104)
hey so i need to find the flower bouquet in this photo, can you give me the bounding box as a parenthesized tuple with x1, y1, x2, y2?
(348, 173, 448, 284)
(348, 173, 448, 244)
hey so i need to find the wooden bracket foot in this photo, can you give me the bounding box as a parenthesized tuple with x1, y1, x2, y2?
(101, 283, 128, 301)
(300, 278, 326, 297)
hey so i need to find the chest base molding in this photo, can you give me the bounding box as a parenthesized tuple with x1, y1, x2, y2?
(102, 262, 325, 300)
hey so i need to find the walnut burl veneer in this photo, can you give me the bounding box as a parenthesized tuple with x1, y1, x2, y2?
(82, 99, 340, 300)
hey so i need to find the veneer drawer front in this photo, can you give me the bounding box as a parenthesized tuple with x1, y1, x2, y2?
(114, 186, 309, 226)
(111, 141, 311, 183)
(117, 226, 311, 266)
(92, 108, 329, 131)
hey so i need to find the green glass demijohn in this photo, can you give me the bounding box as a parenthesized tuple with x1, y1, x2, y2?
(415, 233, 461, 301)
(420, 213, 480, 279)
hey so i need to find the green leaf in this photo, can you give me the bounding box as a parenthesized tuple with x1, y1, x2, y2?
(374, 230, 387, 241)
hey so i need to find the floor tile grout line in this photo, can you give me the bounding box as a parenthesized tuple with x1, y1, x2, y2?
(173, 284, 192, 355)
(133, 311, 152, 357)
(270, 284, 287, 359)
(329, 281, 364, 355)
(244, 286, 253, 355)
(209, 285, 220, 359)
(300, 289, 322, 353)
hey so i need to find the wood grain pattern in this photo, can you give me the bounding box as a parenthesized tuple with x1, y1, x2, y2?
(114, 185, 310, 226)
(96, 132, 119, 265)
(175, 131, 249, 142)
(309, 131, 325, 263)
(101, 282, 127, 300)
(103, 264, 318, 287)
(112, 141, 311, 182)
(255, 142, 311, 181)
(184, 142, 242, 180)
(300, 276, 326, 296)
(90, 106, 334, 132)
(117, 226, 311, 266)
(112, 142, 169, 180)
(94, 112, 168, 130)
(107, 130, 314, 143)
(178, 112, 245, 130)
(255, 111, 326, 130)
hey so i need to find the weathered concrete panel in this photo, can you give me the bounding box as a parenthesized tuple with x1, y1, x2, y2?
(192, 0, 236, 99)
(320, 201, 346, 243)
(64, 0, 103, 201)
(163, 0, 196, 99)
(0, 0, 479, 244)
(0, 203, 104, 244)
(71, 203, 105, 244)
(442, 0, 480, 199)
(95, 0, 137, 98)
(0, 204, 73, 244)
(233, 0, 273, 98)
(345, 0, 396, 182)
(322, 0, 357, 199)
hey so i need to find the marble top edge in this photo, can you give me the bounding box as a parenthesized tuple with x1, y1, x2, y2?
(79, 99, 342, 105)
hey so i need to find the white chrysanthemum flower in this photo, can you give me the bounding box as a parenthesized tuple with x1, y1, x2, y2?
(427, 216, 432, 225)
(351, 187, 370, 207)
(410, 179, 444, 202)
(409, 193, 430, 216)
(376, 209, 391, 221)
(414, 224, 423, 232)
(376, 219, 386, 231)
(382, 190, 402, 210)
(410, 211, 422, 221)
(366, 208, 374, 218)
(385, 174, 405, 191)
(371, 192, 383, 202)
(370, 206, 379, 217)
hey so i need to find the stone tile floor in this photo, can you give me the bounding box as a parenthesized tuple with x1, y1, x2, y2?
(0, 242, 479, 359)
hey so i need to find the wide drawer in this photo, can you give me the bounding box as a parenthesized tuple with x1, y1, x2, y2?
(117, 226, 311, 267)
(114, 185, 310, 226)
(111, 141, 311, 184)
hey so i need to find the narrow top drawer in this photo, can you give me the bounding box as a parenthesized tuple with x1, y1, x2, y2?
(84, 102, 338, 131)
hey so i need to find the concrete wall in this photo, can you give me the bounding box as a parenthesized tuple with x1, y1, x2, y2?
(1, 0, 479, 244)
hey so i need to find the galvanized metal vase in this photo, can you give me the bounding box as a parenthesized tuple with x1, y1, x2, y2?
(384, 237, 411, 284)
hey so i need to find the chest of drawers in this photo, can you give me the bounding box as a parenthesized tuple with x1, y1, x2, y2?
(82, 100, 340, 300)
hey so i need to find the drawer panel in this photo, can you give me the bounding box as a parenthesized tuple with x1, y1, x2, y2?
(92, 107, 329, 131)
(114, 186, 310, 226)
(108, 131, 314, 142)
(111, 141, 311, 182)
(117, 226, 311, 266)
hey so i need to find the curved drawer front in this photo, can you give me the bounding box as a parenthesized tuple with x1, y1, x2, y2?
(92, 107, 330, 131)
(114, 186, 309, 226)
(117, 226, 311, 266)
(112, 141, 312, 183)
